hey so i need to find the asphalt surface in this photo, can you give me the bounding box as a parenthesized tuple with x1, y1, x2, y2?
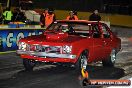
(0, 26, 132, 88)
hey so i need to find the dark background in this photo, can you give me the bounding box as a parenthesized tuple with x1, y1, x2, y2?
(0, 0, 132, 15)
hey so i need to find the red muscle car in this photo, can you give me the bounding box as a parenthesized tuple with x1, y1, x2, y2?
(17, 20, 121, 71)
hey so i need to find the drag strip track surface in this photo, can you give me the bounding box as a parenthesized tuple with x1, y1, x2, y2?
(0, 26, 132, 88)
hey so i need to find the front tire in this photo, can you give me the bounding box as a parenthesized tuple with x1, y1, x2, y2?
(75, 51, 88, 71)
(102, 49, 117, 67)
(23, 59, 36, 71)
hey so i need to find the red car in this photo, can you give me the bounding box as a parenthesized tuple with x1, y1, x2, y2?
(17, 20, 121, 71)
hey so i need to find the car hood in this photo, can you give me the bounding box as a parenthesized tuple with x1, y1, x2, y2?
(20, 32, 86, 45)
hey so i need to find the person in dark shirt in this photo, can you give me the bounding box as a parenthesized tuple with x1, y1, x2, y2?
(12, 8, 26, 22)
(89, 10, 101, 21)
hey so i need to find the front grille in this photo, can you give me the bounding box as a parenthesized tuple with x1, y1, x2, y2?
(36, 45, 42, 52)
(26, 44, 61, 54)
(42, 46, 61, 54)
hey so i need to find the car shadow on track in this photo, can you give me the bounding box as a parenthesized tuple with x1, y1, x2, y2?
(0, 65, 125, 88)
(87, 65, 125, 79)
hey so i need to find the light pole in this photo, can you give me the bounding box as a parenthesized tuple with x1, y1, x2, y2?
(6, 0, 11, 9)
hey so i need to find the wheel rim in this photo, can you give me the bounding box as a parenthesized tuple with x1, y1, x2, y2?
(80, 54, 88, 70)
(111, 50, 116, 63)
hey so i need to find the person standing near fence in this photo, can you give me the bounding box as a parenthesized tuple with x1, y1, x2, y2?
(89, 10, 101, 21)
(2, 7, 13, 24)
(45, 9, 56, 27)
(40, 8, 56, 28)
(40, 8, 48, 27)
(66, 11, 78, 20)
(12, 8, 26, 22)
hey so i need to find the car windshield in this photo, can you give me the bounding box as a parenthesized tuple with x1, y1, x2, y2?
(46, 21, 92, 37)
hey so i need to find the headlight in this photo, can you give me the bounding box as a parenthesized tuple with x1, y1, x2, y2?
(63, 45, 72, 54)
(18, 42, 27, 51)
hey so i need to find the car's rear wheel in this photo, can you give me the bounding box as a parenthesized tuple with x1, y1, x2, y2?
(23, 59, 36, 71)
(75, 51, 88, 71)
(102, 49, 116, 67)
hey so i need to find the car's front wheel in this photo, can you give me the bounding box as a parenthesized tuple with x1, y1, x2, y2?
(102, 49, 117, 67)
(75, 51, 88, 71)
(23, 59, 36, 71)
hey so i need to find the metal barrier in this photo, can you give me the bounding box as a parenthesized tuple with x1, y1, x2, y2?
(0, 28, 44, 52)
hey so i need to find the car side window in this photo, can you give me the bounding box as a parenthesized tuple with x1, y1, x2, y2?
(92, 24, 101, 38)
(101, 24, 110, 38)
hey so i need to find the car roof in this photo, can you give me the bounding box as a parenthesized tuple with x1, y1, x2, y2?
(56, 20, 103, 24)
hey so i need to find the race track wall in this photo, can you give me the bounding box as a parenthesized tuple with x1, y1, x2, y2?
(0, 28, 43, 52)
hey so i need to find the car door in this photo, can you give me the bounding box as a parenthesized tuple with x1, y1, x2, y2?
(100, 23, 113, 59)
(91, 24, 105, 61)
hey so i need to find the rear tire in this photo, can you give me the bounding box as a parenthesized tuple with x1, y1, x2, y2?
(102, 49, 116, 67)
(23, 59, 36, 71)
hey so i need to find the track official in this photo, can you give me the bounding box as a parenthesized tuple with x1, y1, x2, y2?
(40, 8, 48, 27)
(40, 9, 56, 27)
(66, 11, 78, 20)
(2, 8, 13, 24)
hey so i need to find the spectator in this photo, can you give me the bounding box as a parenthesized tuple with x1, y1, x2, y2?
(89, 10, 101, 21)
(66, 11, 78, 20)
(40, 8, 49, 27)
(45, 9, 56, 27)
(2, 8, 13, 24)
(40, 8, 56, 27)
(12, 8, 26, 22)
